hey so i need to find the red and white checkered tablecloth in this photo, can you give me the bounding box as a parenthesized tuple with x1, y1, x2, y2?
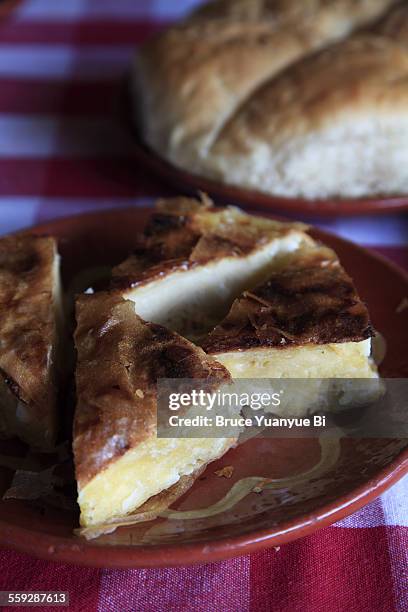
(0, 1, 407, 610)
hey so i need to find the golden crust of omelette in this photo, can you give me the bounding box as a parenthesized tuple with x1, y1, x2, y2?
(111, 195, 308, 290)
(0, 234, 58, 440)
(73, 292, 230, 487)
(201, 245, 373, 353)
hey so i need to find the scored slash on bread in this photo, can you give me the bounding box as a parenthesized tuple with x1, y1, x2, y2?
(369, 1, 408, 45)
(133, 0, 394, 167)
(207, 34, 408, 199)
(0, 234, 62, 450)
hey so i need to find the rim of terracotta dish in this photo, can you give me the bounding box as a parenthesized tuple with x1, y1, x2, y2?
(1, 445, 407, 568)
(0, 208, 406, 568)
(129, 137, 408, 218)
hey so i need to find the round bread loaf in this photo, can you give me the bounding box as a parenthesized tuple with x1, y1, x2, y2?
(133, 0, 407, 200)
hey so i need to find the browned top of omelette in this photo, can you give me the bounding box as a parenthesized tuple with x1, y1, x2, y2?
(111, 194, 308, 290)
(0, 233, 58, 418)
(201, 245, 372, 353)
(73, 292, 230, 486)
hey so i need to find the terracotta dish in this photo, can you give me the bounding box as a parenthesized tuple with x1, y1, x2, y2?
(0, 208, 407, 568)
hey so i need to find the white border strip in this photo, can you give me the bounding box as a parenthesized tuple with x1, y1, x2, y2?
(17, 0, 202, 20)
(0, 196, 154, 236)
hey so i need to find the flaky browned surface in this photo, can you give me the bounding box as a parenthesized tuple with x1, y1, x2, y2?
(111, 195, 308, 289)
(133, 0, 395, 168)
(73, 293, 230, 487)
(201, 245, 372, 353)
(0, 234, 58, 444)
(370, 1, 408, 45)
(211, 35, 408, 156)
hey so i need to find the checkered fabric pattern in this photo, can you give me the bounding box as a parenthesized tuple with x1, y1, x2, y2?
(0, 1, 407, 610)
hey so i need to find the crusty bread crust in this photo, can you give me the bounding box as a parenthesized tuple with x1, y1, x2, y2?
(212, 36, 408, 152)
(133, 0, 398, 197)
(191, 0, 392, 25)
(204, 34, 408, 197)
(370, 1, 408, 45)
